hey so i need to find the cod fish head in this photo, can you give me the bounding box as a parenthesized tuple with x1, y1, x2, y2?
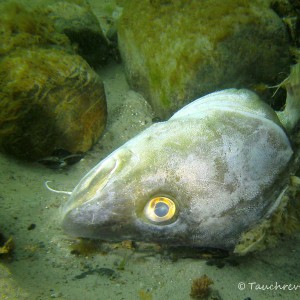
(62, 89, 293, 250)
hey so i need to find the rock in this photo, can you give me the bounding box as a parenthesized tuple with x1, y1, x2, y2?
(47, 1, 110, 68)
(118, 0, 292, 118)
(0, 1, 71, 56)
(103, 90, 154, 148)
(0, 48, 107, 160)
(0, 2, 107, 161)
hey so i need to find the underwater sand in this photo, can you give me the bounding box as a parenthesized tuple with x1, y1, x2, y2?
(1, 1, 300, 300)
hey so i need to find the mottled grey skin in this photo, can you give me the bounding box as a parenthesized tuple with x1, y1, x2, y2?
(62, 89, 293, 250)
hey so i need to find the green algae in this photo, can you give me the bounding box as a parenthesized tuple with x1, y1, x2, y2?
(0, 2, 71, 56)
(118, 0, 290, 118)
(0, 47, 106, 160)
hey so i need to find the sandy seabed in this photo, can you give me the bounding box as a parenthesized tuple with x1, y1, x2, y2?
(1, 1, 300, 299)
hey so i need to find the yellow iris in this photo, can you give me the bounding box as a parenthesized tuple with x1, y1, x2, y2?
(144, 196, 176, 223)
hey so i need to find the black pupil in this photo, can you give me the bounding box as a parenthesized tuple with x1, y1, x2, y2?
(154, 202, 169, 217)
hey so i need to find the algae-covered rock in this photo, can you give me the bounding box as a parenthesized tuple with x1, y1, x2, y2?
(47, 1, 110, 68)
(0, 0, 111, 68)
(118, 0, 291, 118)
(0, 48, 107, 160)
(0, 1, 70, 56)
(0, 1, 107, 161)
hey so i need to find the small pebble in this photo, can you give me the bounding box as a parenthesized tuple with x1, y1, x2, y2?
(27, 224, 36, 230)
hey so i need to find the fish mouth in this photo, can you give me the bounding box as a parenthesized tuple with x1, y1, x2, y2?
(61, 154, 119, 218)
(61, 148, 138, 228)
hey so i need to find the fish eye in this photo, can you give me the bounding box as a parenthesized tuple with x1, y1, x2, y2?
(144, 197, 176, 224)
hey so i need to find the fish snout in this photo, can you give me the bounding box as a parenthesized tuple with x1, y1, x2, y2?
(62, 155, 118, 217)
(61, 148, 137, 237)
